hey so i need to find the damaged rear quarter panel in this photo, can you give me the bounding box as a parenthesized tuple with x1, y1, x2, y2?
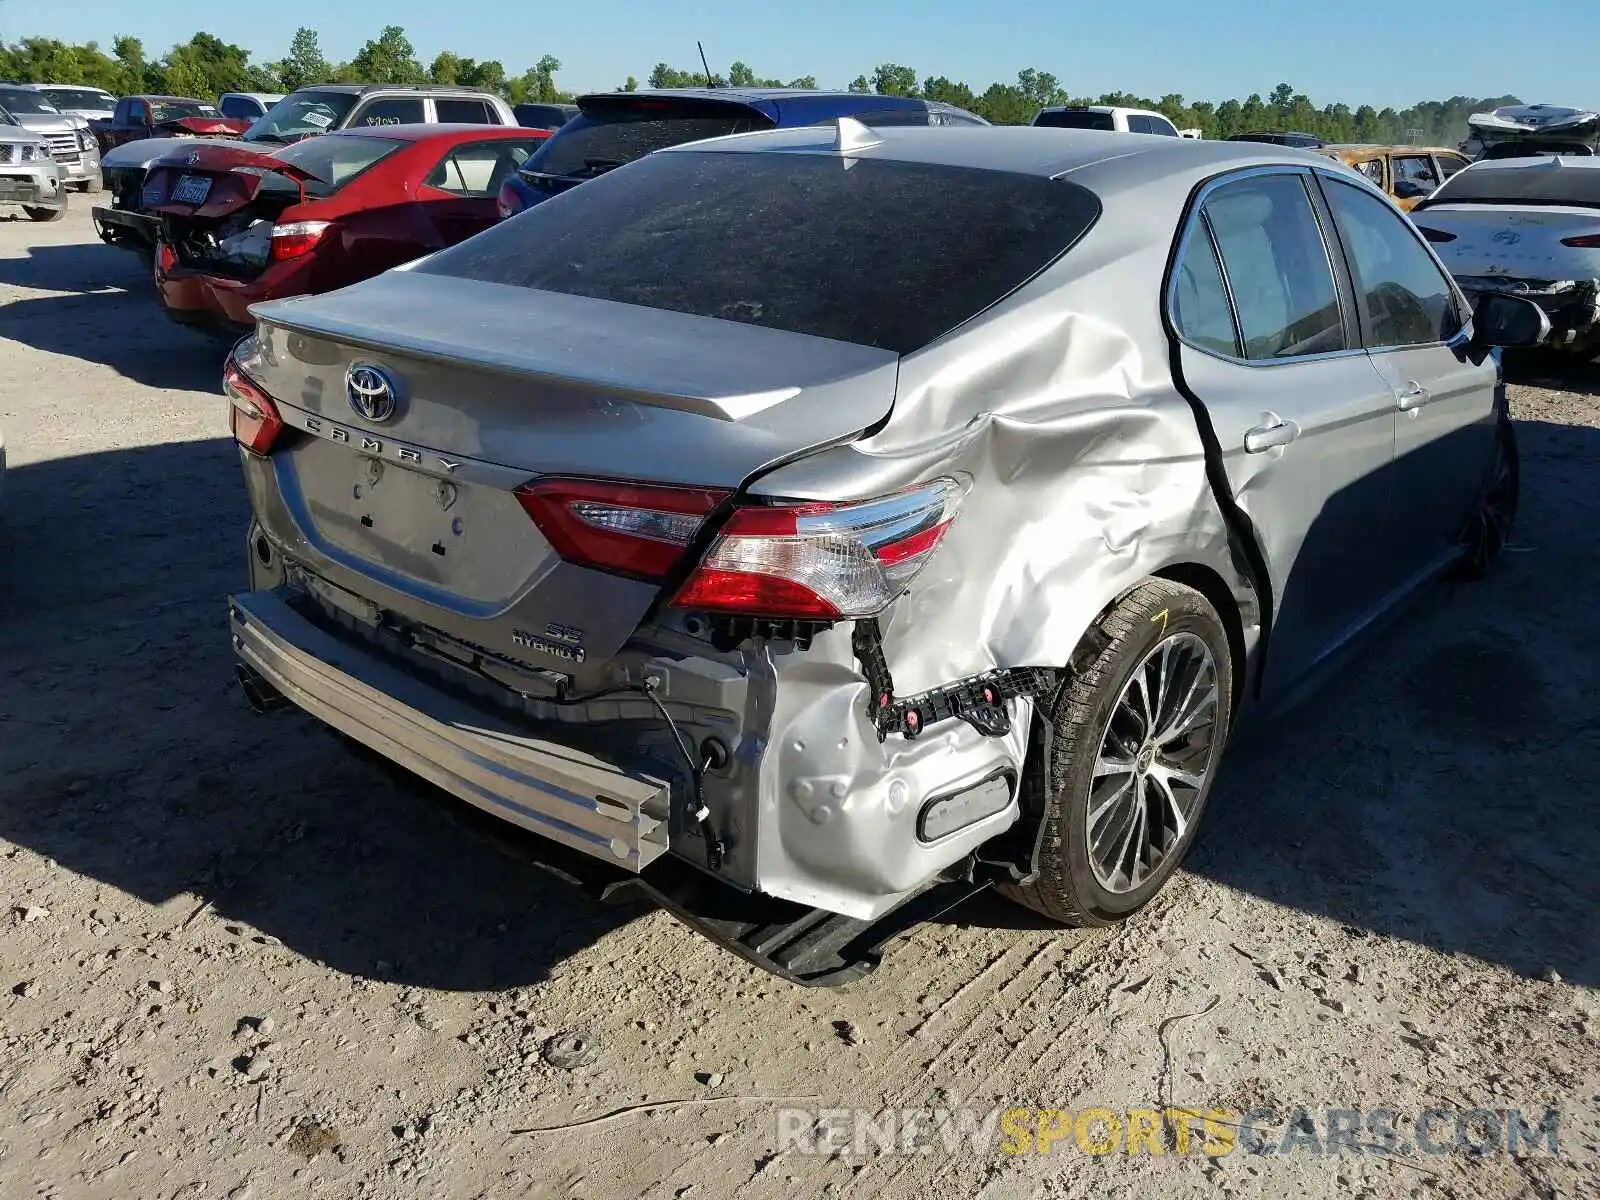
(743, 228, 1259, 916)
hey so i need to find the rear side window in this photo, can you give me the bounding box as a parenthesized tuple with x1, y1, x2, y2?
(355, 98, 425, 127)
(1323, 178, 1461, 347)
(1436, 154, 1470, 179)
(1172, 219, 1241, 356)
(436, 98, 500, 125)
(1203, 174, 1346, 360)
(420, 151, 1101, 354)
(525, 98, 774, 180)
(1394, 155, 1440, 189)
(1427, 163, 1600, 207)
(1034, 109, 1115, 131)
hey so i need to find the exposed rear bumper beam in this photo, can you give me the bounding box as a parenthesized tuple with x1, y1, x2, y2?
(91, 205, 158, 252)
(228, 588, 672, 870)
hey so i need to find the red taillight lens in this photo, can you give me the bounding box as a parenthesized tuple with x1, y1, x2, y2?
(1418, 226, 1456, 243)
(1560, 233, 1600, 248)
(269, 219, 334, 261)
(495, 180, 523, 219)
(515, 479, 730, 580)
(223, 358, 284, 455)
(672, 479, 968, 619)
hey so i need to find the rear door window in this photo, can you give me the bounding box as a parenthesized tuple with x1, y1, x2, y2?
(1394, 155, 1441, 190)
(420, 150, 1102, 354)
(436, 98, 500, 125)
(354, 98, 425, 128)
(1435, 153, 1470, 179)
(523, 97, 774, 181)
(1202, 173, 1347, 361)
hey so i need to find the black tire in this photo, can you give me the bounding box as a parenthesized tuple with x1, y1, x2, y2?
(24, 203, 65, 223)
(1001, 578, 1234, 926)
(1455, 413, 1518, 581)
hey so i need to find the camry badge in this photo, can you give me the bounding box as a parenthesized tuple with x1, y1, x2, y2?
(345, 363, 398, 423)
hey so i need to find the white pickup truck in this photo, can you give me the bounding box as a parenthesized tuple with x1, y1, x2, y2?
(1031, 105, 1187, 138)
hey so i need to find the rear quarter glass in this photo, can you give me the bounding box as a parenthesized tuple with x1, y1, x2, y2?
(420, 151, 1101, 354)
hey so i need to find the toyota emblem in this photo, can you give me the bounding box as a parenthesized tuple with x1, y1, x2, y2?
(346, 363, 398, 423)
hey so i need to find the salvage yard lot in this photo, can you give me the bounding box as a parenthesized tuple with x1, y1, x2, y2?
(1, 205, 1597, 1200)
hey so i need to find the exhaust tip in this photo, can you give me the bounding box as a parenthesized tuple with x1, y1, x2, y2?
(235, 663, 288, 715)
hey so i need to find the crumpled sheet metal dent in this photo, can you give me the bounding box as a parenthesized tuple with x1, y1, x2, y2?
(748, 629, 1030, 920)
(865, 303, 1236, 696)
(738, 299, 1250, 917)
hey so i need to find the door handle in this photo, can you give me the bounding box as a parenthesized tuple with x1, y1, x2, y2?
(1395, 381, 1430, 411)
(1243, 415, 1301, 454)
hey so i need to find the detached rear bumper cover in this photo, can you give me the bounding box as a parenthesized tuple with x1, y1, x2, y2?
(229, 588, 672, 870)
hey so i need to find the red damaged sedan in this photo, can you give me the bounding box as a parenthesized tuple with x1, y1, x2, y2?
(149, 124, 550, 332)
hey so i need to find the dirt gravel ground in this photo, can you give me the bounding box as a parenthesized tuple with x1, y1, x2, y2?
(1, 205, 1597, 1200)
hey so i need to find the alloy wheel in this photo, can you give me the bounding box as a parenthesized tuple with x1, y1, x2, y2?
(1085, 632, 1221, 894)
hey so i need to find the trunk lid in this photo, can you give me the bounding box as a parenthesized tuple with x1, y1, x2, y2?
(243, 272, 898, 654)
(147, 144, 322, 278)
(1415, 203, 1600, 280)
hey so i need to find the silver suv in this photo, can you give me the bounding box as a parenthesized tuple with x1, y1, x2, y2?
(0, 85, 101, 191)
(0, 108, 66, 220)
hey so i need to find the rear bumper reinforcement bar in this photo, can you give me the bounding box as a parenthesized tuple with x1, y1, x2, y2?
(229, 588, 671, 870)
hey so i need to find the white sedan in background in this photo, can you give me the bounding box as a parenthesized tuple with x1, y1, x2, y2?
(1411, 156, 1600, 355)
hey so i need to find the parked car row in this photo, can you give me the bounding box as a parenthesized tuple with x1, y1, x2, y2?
(199, 116, 1559, 981)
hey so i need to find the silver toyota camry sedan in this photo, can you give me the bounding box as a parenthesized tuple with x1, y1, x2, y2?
(224, 121, 1545, 982)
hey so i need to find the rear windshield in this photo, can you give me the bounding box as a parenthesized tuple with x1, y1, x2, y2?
(246, 90, 358, 144)
(40, 88, 113, 110)
(521, 97, 775, 181)
(1034, 109, 1115, 131)
(419, 150, 1101, 354)
(152, 101, 218, 122)
(271, 134, 404, 187)
(1425, 163, 1600, 207)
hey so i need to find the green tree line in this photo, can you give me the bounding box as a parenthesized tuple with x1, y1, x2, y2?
(1, 26, 1519, 145)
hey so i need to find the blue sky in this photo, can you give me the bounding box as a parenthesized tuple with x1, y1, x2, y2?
(20, 0, 1600, 109)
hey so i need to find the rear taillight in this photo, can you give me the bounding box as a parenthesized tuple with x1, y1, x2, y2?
(1418, 226, 1456, 243)
(495, 180, 523, 219)
(515, 479, 730, 580)
(270, 219, 334, 261)
(1560, 233, 1600, 248)
(672, 479, 968, 619)
(223, 358, 284, 455)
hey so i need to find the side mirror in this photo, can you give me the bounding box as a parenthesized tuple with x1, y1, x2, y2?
(1392, 178, 1429, 199)
(1472, 292, 1551, 349)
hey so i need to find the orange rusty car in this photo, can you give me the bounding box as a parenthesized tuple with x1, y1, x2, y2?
(1318, 144, 1473, 209)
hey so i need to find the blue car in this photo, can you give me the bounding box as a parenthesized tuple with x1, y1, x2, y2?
(495, 88, 989, 217)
